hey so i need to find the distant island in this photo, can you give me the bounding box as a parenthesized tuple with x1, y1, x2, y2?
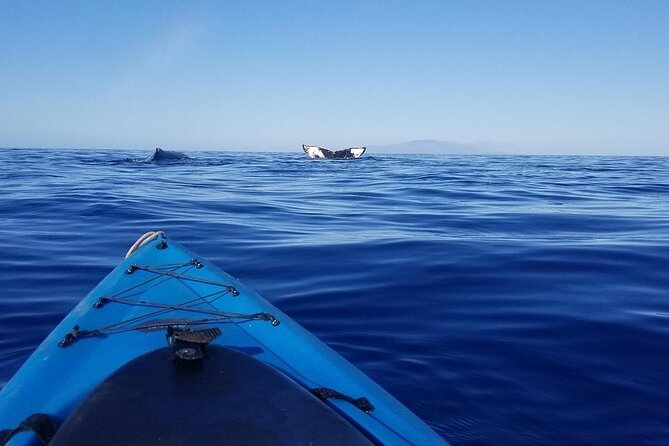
(368, 139, 499, 155)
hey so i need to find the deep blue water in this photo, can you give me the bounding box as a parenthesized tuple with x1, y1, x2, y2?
(1, 148, 669, 445)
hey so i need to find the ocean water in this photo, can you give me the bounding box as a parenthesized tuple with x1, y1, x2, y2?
(1, 148, 668, 445)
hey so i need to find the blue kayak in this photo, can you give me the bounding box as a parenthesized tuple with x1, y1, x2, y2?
(0, 232, 447, 445)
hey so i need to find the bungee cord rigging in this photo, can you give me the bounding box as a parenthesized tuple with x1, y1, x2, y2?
(59, 259, 279, 347)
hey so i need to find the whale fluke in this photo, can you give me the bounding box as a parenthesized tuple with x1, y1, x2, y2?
(302, 144, 366, 159)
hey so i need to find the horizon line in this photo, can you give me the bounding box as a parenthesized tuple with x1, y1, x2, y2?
(1, 145, 668, 158)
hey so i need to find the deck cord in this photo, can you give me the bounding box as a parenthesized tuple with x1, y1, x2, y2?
(58, 260, 279, 347)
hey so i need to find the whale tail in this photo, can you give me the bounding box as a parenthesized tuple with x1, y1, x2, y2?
(302, 144, 366, 159)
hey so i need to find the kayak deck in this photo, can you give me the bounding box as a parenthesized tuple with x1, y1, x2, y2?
(50, 346, 373, 445)
(0, 233, 447, 445)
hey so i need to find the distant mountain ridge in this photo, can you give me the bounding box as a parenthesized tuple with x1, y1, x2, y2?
(369, 139, 498, 154)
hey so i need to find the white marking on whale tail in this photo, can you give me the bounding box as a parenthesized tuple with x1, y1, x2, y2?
(349, 147, 366, 158)
(302, 144, 326, 159)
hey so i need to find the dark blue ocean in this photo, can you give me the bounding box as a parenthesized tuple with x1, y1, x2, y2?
(1, 148, 668, 445)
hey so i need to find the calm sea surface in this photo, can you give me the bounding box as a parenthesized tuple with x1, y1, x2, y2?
(1, 148, 668, 445)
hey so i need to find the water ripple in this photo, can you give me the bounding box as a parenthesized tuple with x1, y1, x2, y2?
(1, 149, 668, 445)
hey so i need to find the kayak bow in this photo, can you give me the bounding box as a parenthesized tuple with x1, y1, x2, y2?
(0, 232, 447, 445)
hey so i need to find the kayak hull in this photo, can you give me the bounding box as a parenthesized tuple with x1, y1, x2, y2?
(0, 233, 446, 445)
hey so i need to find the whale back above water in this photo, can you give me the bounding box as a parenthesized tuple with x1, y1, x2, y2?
(144, 148, 190, 163)
(302, 144, 366, 159)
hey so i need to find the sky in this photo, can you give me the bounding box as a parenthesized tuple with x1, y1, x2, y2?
(1, 1, 668, 154)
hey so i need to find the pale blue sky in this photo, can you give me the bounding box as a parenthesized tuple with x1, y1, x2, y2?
(1, 1, 668, 154)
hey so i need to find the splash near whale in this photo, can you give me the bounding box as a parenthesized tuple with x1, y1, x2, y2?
(144, 148, 191, 162)
(302, 145, 366, 159)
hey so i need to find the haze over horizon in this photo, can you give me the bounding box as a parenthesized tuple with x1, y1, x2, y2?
(1, 1, 668, 155)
